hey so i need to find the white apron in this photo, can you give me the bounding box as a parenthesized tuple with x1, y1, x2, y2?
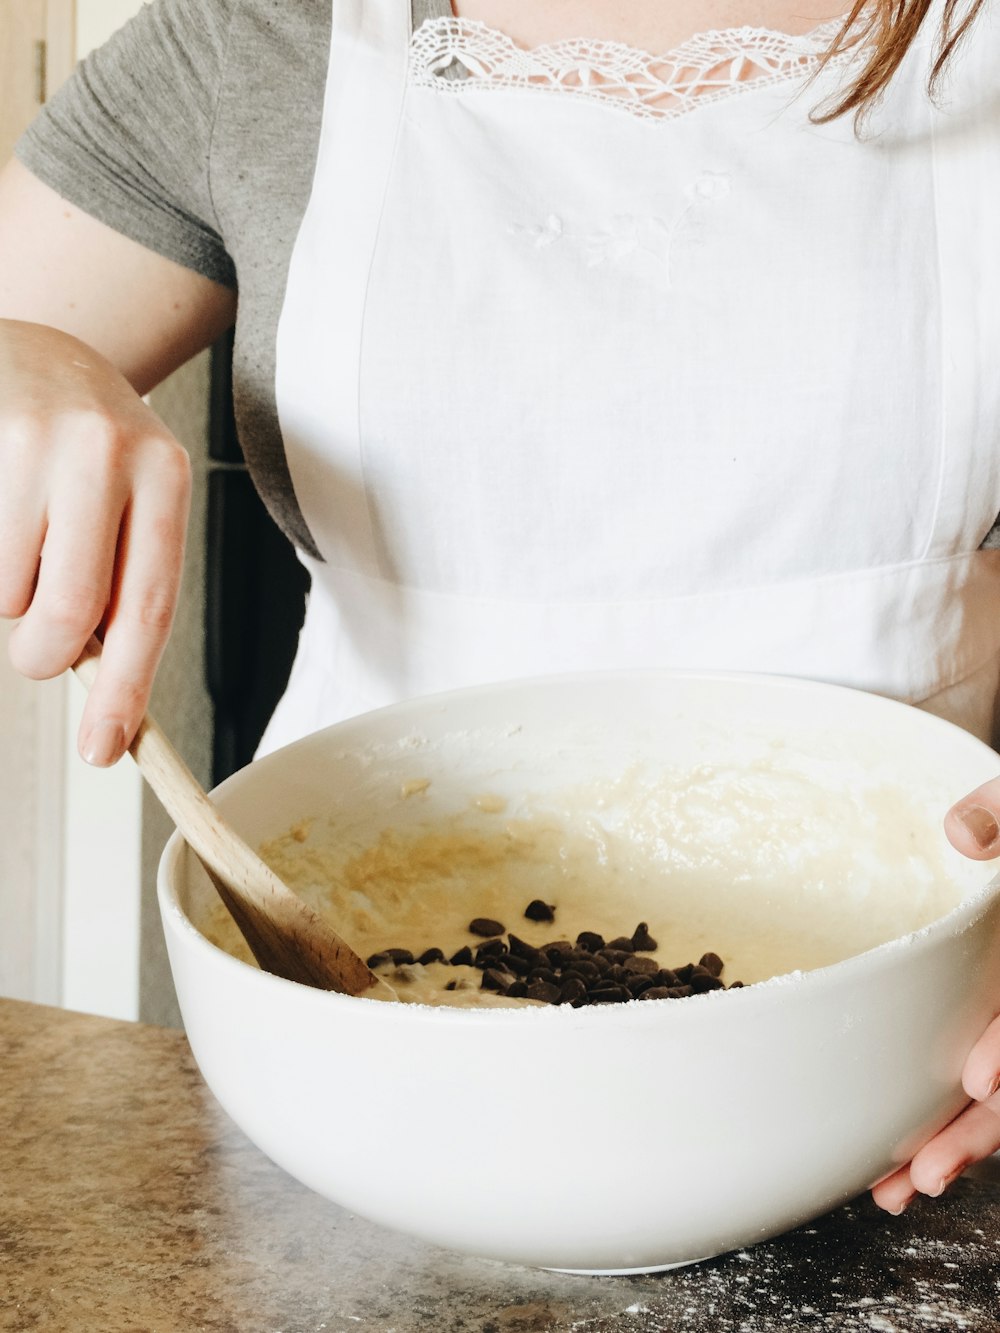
(267, 0, 1000, 753)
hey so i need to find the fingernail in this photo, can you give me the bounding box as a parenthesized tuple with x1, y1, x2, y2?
(985, 1073, 1000, 1100)
(927, 1176, 954, 1198)
(886, 1196, 912, 1216)
(82, 719, 126, 767)
(957, 805, 1000, 851)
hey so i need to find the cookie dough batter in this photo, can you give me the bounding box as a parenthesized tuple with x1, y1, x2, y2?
(201, 762, 967, 1007)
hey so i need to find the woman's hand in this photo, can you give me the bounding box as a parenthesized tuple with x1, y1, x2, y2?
(0, 319, 193, 765)
(0, 159, 236, 763)
(871, 783, 1000, 1213)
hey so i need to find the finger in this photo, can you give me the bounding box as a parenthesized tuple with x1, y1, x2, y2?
(8, 444, 127, 678)
(870, 1163, 917, 1214)
(906, 1093, 1000, 1197)
(872, 1030, 1000, 1215)
(962, 1011, 1000, 1102)
(0, 415, 48, 618)
(77, 445, 190, 765)
(944, 777, 1000, 859)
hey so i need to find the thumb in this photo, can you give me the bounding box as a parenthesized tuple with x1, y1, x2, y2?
(945, 776, 1000, 860)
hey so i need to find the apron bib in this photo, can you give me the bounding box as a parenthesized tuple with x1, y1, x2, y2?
(269, 0, 1000, 751)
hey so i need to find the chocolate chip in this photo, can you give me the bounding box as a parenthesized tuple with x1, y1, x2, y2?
(558, 948, 584, 967)
(576, 931, 605, 953)
(624, 954, 659, 975)
(729, 980, 745, 989)
(395, 964, 425, 985)
(699, 951, 724, 977)
(544, 940, 575, 958)
(526, 980, 561, 1004)
(528, 967, 560, 985)
(480, 961, 514, 983)
(571, 958, 600, 980)
(475, 939, 508, 962)
(638, 986, 673, 1001)
(690, 973, 724, 993)
(469, 917, 505, 937)
(524, 899, 556, 922)
(378, 914, 734, 1010)
(560, 977, 587, 1005)
(627, 974, 657, 997)
(507, 934, 537, 960)
(631, 922, 658, 952)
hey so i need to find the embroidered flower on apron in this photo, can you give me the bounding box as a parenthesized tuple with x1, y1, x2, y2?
(508, 172, 733, 281)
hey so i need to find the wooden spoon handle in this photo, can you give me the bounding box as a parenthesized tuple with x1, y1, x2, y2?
(72, 637, 394, 998)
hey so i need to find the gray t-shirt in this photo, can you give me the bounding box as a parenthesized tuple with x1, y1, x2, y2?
(17, 0, 451, 558)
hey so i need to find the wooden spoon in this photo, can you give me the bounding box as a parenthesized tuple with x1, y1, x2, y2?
(73, 637, 396, 999)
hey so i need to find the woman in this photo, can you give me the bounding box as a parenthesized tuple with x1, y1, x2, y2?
(1, 0, 999, 1215)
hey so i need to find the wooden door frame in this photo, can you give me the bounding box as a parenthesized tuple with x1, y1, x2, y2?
(46, 0, 77, 97)
(2, 0, 152, 1021)
(0, 0, 75, 1007)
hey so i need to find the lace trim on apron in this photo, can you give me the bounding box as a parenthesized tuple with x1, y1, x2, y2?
(409, 15, 852, 121)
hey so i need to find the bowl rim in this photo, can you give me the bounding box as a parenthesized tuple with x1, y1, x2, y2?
(157, 667, 1000, 1021)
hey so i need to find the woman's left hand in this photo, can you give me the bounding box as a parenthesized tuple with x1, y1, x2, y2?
(871, 780, 1000, 1214)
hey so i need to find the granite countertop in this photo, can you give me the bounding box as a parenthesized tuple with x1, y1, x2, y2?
(2, 996, 999, 1333)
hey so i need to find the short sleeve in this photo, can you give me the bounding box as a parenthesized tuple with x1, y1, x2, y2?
(15, 0, 239, 289)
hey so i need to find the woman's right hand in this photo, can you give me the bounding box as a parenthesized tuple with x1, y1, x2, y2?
(0, 318, 193, 766)
(0, 158, 236, 764)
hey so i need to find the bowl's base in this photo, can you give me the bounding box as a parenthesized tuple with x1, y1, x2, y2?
(546, 1255, 712, 1276)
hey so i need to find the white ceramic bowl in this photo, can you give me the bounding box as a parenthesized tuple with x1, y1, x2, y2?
(159, 672, 1000, 1273)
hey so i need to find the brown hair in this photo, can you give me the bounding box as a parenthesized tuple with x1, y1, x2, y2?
(812, 0, 987, 125)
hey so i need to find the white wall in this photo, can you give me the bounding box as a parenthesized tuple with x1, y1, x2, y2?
(0, 626, 65, 1006)
(76, 0, 145, 57)
(0, 0, 150, 1018)
(61, 678, 143, 1018)
(56, 0, 151, 1020)
(0, 0, 212, 1025)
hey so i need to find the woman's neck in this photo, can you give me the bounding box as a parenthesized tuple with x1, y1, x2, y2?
(449, 0, 848, 50)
